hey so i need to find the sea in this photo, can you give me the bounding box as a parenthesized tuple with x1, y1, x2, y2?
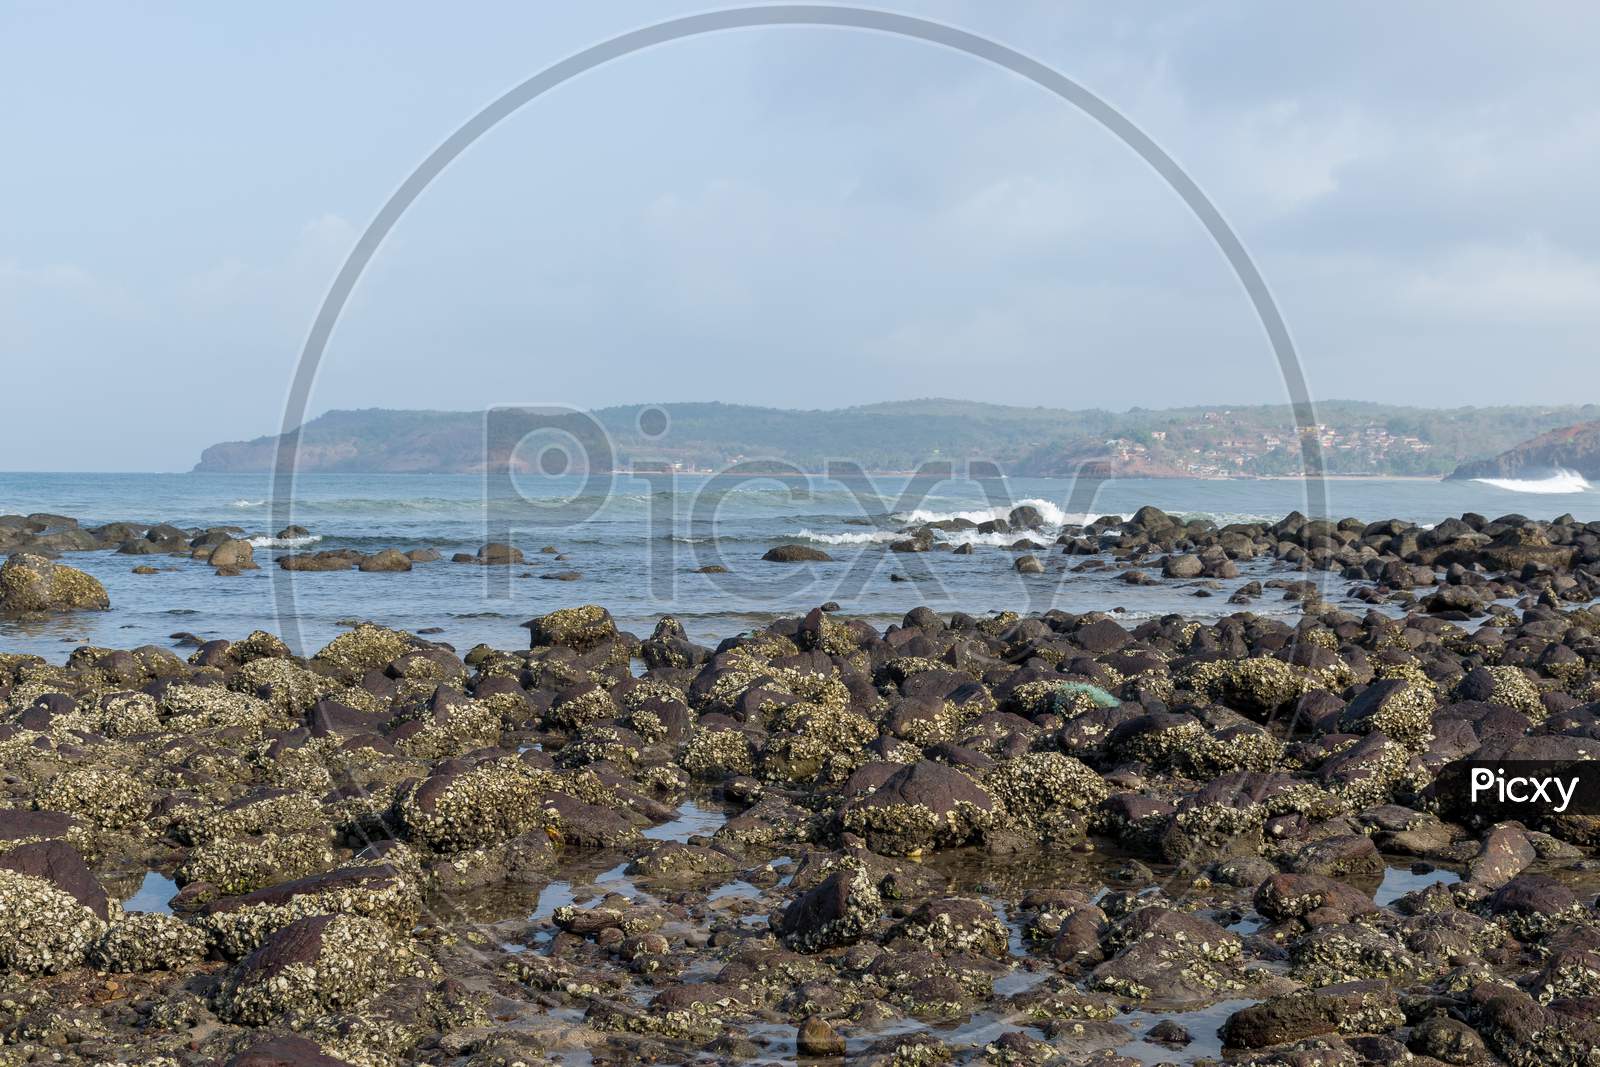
(1, 469, 1595, 662)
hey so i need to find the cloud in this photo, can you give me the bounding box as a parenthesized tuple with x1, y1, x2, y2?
(1399, 239, 1600, 324)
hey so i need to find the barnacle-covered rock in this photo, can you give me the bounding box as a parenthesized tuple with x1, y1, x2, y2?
(0, 552, 109, 613)
(178, 831, 335, 896)
(985, 752, 1108, 835)
(215, 912, 410, 1024)
(840, 761, 998, 855)
(394, 758, 553, 852)
(90, 912, 210, 971)
(780, 862, 882, 953)
(0, 865, 106, 974)
(313, 623, 413, 677)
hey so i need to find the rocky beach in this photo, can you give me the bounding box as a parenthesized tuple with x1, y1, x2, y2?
(2, 502, 1600, 1064)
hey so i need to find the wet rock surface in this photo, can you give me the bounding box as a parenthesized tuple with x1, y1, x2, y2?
(8, 505, 1600, 1061)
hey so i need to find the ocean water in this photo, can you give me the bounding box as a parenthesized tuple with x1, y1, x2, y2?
(1, 470, 1595, 661)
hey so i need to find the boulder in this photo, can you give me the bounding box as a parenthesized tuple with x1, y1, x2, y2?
(763, 545, 833, 563)
(523, 605, 618, 652)
(477, 542, 525, 564)
(216, 913, 403, 1024)
(0, 553, 109, 613)
(780, 865, 881, 952)
(840, 760, 998, 855)
(358, 548, 413, 573)
(209, 538, 256, 569)
(1162, 554, 1204, 579)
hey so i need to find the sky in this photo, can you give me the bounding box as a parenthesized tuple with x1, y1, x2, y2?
(2, 2, 1598, 471)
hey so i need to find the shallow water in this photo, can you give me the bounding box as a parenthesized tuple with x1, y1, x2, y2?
(1116, 998, 1259, 1065)
(4, 471, 1591, 660)
(642, 799, 732, 842)
(122, 871, 177, 914)
(1374, 864, 1462, 906)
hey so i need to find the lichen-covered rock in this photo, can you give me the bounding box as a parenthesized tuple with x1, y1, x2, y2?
(90, 912, 210, 971)
(0, 552, 109, 613)
(215, 912, 408, 1024)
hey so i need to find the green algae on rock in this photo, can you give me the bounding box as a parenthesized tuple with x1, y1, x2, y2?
(0, 552, 109, 614)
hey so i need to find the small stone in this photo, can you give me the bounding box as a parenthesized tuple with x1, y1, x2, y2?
(797, 1016, 846, 1057)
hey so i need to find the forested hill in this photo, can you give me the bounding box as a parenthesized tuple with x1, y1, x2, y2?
(1447, 420, 1600, 480)
(193, 400, 1599, 477)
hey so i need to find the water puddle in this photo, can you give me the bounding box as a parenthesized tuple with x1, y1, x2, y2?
(122, 871, 177, 914)
(1375, 864, 1460, 906)
(993, 965, 1051, 997)
(641, 799, 730, 842)
(1116, 998, 1258, 1065)
(709, 879, 761, 902)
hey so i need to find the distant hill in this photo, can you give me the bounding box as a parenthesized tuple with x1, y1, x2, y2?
(194, 400, 1600, 477)
(1447, 421, 1600, 480)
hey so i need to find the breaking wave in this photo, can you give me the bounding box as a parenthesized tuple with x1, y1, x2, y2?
(1473, 469, 1591, 494)
(794, 528, 902, 545)
(246, 533, 324, 549)
(892, 499, 1099, 528)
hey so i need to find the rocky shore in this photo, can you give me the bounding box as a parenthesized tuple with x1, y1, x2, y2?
(6, 504, 1600, 624)
(3, 506, 1600, 1063)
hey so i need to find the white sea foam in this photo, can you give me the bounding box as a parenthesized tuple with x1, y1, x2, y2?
(893, 499, 1102, 528)
(230, 499, 266, 508)
(1473, 469, 1591, 494)
(246, 533, 323, 549)
(795, 528, 901, 545)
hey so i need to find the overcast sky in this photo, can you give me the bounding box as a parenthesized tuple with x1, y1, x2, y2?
(3, 2, 1597, 471)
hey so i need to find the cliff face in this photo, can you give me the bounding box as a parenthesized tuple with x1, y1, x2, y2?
(1447, 421, 1600, 480)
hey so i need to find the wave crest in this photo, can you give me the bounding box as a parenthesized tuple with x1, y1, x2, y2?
(893, 498, 1098, 528)
(246, 533, 324, 549)
(795, 528, 901, 545)
(1473, 469, 1591, 494)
